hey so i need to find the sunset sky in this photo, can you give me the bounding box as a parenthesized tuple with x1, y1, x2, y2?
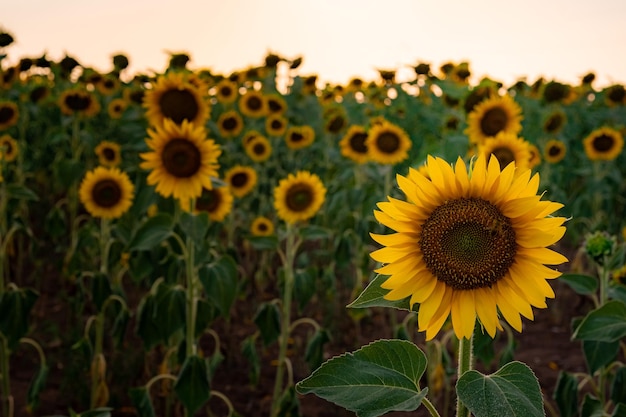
(3, 0, 626, 87)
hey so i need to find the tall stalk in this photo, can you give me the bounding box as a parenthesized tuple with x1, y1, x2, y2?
(456, 334, 474, 417)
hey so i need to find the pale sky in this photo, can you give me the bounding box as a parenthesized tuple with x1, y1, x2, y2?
(3, 0, 626, 87)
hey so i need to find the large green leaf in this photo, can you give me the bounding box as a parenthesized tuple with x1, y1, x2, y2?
(6, 184, 39, 201)
(456, 361, 544, 417)
(296, 339, 428, 417)
(612, 367, 626, 407)
(583, 340, 619, 374)
(174, 355, 211, 414)
(127, 213, 174, 251)
(581, 394, 603, 417)
(348, 274, 413, 311)
(573, 300, 626, 342)
(554, 371, 579, 417)
(0, 287, 39, 349)
(199, 255, 239, 317)
(178, 210, 210, 247)
(559, 273, 598, 295)
(253, 302, 281, 346)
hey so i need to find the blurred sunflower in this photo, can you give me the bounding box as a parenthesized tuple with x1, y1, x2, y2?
(265, 114, 287, 137)
(465, 94, 522, 145)
(324, 110, 347, 135)
(143, 72, 209, 127)
(79, 166, 134, 219)
(123, 86, 145, 105)
(274, 171, 326, 224)
(266, 93, 287, 115)
(0, 101, 18, 130)
(302, 75, 318, 95)
(107, 98, 128, 119)
(239, 90, 267, 118)
(140, 119, 221, 201)
(59, 89, 100, 118)
(250, 216, 274, 236)
(242, 130, 263, 146)
(366, 121, 412, 165)
(96, 76, 120, 96)
(225, 165, 258, 198)
(285, 125, 315, 150)
(544, 139, 566, 163)
(339, 125, 369, 164)
(477, 132, 531, 170)
(543, 109, 566, 135)
(370, 155, 568, 340)
(180, 185, 233, 222)
(244, 135, 272, 162)
(605, 85, 626, 107)
(95, 141, 122, 167)
(583, 127, 624, 161)
(217, 110, 244, 138)
(528, 144, 542, 169)
(0, 134, 18, 162)
(215, 79, 239, 104)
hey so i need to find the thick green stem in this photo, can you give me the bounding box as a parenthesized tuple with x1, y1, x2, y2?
(90, 312, 105, 408)
(456, 334, 474, 417)
(0, 335, 11, 417)
(185, 235, 197, 359)
(270, 224, 297, 417)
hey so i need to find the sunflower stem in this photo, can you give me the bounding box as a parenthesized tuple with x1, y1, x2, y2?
(185, 234, 198, 358)
(0, 334, 11, 417)
(456, 334, 474, 417)
(270, 223, 297, 417)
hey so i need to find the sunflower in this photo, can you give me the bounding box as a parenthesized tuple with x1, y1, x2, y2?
(96, 76, 120, 96)
(217, 110, 244, 138)
(324, 110, 347, 134)
(59, 89, 100, 118)
(180, 186, 233, 222)
(605, 84, 626, 107)
(583, 127, 624, 161)
(528, 144, 541, 169)
(370, 155, 568, 340)
(477, 132, 531, 170)
(266, 93, 287, 115)
(265, 114, 288, 137)
(285, 125, 315, 150)
(79, 166, 135, 219)
(274, 171, 326, 224)
(140, 119, 221, 201)
(543, 140, 566, 164)
(239, 90, 268, 118)
(464, 94, 522, 145)
(107, 98, 128, 119)
(143, 72, 209, 127)
(242, 130, 263, 146)
(0, 101, 17, 131)
(366, 121, 412, 165)
(250, 216, 274, 236)
(225, 165, 258, 198)
(339, 125, 369, 164)
(0, 134, 18, 162)
(543, 109, 566, 134)
(244, 135, 272, 162)
(95, 141, 122, 167)
(214, 79, 239, 104)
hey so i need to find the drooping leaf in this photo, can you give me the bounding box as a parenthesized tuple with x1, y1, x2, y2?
(304, 329, 331, 371)
(573, 300, 626, 342)
(241, 335, 260, 385)
(456, 361, 544, 417)
(296, 339, 428, 417)
(174, 355, 211, 414)
(348, 274, 413, 311)
(253, 302, 281, 346)
(554, 371, 579, 417)
(127, 213, 174, 251)
(612, 367, 626, 407)
(581, 393, 603, 417)
(129, 387, 156, 417)
(90, 272, 112, 312)
(27, 363, 48, 408)
(199, 255, 239, 317)
(0, 287, 39, 349)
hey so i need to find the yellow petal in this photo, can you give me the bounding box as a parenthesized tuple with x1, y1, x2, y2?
(517, 247, 568, 265)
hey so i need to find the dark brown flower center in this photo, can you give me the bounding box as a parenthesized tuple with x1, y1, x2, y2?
(286, 184, 314, 212)
(258, 222, 268, 232)
(65, 93, 91, 111)
(548, 144, 562, 157)
(607, 85, 625, 103)
(327, 115, 345, 133)
(159, 88, 199, 124)
(220, 86, 233, 97)
(490, 147, 516, 168)
(231, 172, 249, 188)
(289, 132, 304, 143)
(420, 197, 516, 290)
(92, 179, 122, 208)
(252, 142, 266, 155)
(0, 105, 15, 124)
(196, 189, 220, 212)
(103, 147, 117, 161)
(268, 98, 284, 113)
(245, 95, 263, 111)
(592, 134, 615, 152)
(349, 132, 368, 154)
(376, 131, 400, 154)
(544, 113, 564, 133)
(222, 116, 239, 131)
(270, 119, 284, 131)
(480, 107, 508, 137)
(162, 138, 201, 178)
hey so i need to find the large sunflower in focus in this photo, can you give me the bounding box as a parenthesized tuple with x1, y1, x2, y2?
(339, 125, 369, 164)
(465, 95, 522, 145)
(79, 166, 134, 219)
(274, 171, 326, 224)
(366, 121, 412, 165)
(225, 165, 258, 198)
(477, 132, 532, 170)
(583, 127, 624, 161)
(143, 72, 209, 127)
(140, 119, 221, 201)
(370, 155, 567, 340)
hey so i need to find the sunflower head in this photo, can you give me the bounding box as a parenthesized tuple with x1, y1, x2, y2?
(0, 101, 18, 131)
(79, 166, 135, 219)
(285, 125, 315, 150)
(239, 90, 268, 118)
(181, 186, 233, 222)
(225, 165, 258, 198)
(266, 94, 287, 115)
(214, 79, 239, 104)
(544, 139, 566, 164)
(217, 110, 244, 138)
(274, 171, 326, 224)
(59, 89, 100, 118)
(371, 155, 567, 340)
(478, 132, 532, 170)
(339, 125, 369, 164)
(543, 110, 566, 134)
(583, 127, 624, 161)
(584, 231, 616, 266)
(464, 95, 523, 145)
(251, 216, 275, 236)
(366, 121, 412, 165)
(0, 134, 18, 162)
(542, 81, 571, 103)
(140, 119, 222, 201)
(245, 135, 272, 162)
(324, 110, 347, 134)
(605, 85, 626, 106)
(95, 141, 122, 167)
(108, 98, 128, 120)
(265, 114, 288, 137)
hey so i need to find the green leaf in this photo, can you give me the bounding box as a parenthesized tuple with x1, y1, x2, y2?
(6, 184, 39, 201)
(299, 225, 330, 241)
(348, 274, 413, 311)
(612, 403, 626, 417)
(194, 299, 218, 337)
(0, 287, 39, 349)
(199, 255, 239, 317)
(581, 394, 603, 417)
(241, 335, 260, 385)
(294, 267, 317, 311)
(296, 339, 428, 417)
(583, 340, 619, 374)
(128, 213, 174, 251)
(247, 235, 278, 250)
(174, 355, 211, 414)
(178, 210, 210, 247)
(456, 361, 544, 417)
(559, 273, 598, 295)
(253, 302, 281, 346)
(80, 408, 113, 417)
(554, 371, 578, 417)
(27, 363, 48, 408)
(612, 367, 626, 406)
(154, 285, 186, 342)
(129, 387, 156, 417)
(304, 329, 331, 371)
(90, 272, 112, 311)
(573, 300, 626, 342)
(135, 294, 160, 350)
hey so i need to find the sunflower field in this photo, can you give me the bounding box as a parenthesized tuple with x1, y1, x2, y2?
(1, 29, 626, 417)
